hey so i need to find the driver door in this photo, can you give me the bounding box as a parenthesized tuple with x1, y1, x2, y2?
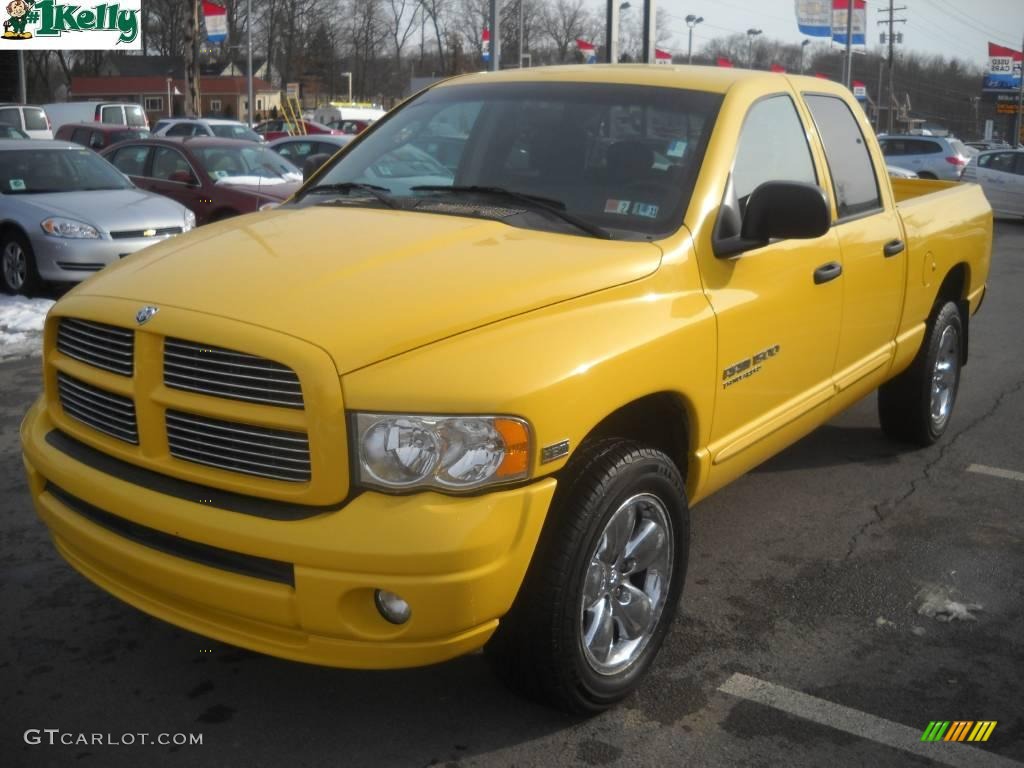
(695, 94, 843, 483)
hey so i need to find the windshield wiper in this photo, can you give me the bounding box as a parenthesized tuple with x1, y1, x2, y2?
(304, 182, 398, 209)
(411, 185, 611, 240)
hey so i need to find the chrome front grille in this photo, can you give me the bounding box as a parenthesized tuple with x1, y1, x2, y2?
(166, 410, 311, 483)
(163, 338, 304, 409)
(57, 318, 134, 376)
(109, 226, 183, 240)
(57, 372, 139, 444)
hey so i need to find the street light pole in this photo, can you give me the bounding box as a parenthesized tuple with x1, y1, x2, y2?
(246, 0, 254, 125)
(342, 72, 352, 103)
(799, 39, 810, 74)
(685, 14, 703, 65)
(518, 0, 524, 67)
(746, 28, 761, 69)
(1016, 32, 1024, 147)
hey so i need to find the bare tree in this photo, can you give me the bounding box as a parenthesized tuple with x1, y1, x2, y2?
(383, 0, 421, 65)
(144, 0, 190, 57)
(542, 0, 591, 64)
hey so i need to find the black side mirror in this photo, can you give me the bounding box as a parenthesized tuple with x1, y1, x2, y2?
(303, 153, 331, 181)
(714, 180, 831, 258)
(741, 181, 831, 242)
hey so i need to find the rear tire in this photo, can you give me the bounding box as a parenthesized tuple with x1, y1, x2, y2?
(1, 230, 41, 296)
(917, 172, 937, 180)
(485, 440, 689, 714)
(878, 300, 963, 446)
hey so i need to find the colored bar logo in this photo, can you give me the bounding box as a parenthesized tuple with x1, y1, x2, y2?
(921, 721, 997, 742)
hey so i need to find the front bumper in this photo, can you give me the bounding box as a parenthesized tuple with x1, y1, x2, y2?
(29, 231, 175, 283)
(22, 397, 555, 669)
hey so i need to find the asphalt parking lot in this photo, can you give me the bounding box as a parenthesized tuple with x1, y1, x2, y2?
(1, 222, 1022, 768)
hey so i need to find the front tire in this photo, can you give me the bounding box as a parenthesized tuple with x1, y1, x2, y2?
(485, 440, 689, 714)
(878, 300, 963, 445)
(1, 230, 41, 296)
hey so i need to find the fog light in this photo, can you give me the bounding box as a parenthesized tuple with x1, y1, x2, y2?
(374, 589, 411, 625)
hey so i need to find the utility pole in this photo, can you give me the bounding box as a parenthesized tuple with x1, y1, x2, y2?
(877, 0, 906, 134)
(246, 0, 254, 125)
(489, 0, 500, 71)
(1016, 32, 1024, 147)
(605, 1, 620, 64)
(641, 0, 656, 64)
(842, 0, 853, 86)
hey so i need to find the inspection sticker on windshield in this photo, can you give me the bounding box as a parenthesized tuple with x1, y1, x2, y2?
(632, 202, 659, 218)
(667, 140, 687, 158)
(9, 179, 25, 191)
(604, 199, 632, 214)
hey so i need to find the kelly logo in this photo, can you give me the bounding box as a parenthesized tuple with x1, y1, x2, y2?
(0, 0, 140, 48)
(921, 721, 997, 743)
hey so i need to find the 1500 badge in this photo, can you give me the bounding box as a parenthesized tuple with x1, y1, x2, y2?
(723, 344, 780, 388)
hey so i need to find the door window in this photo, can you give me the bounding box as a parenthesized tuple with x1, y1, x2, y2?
(988, 152, 1017, 173)
(23, 108, 47, 130)
(165, 123, 195, 136)
(125, 105, 146, 127)
(109, 145, 151, 176)
(0, 107, 19, 127)
(152, 147, 196, 183)
(804, 94, 881, 218)
(732, 95, 816, 200)
(101, 106, 123, 124)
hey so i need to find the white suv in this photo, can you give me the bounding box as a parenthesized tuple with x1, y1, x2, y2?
(152, 118, 263, 142)
(877, 135, 972, 181)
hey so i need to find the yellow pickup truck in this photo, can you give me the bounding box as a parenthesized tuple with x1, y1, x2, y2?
(21, 66, 990, 713)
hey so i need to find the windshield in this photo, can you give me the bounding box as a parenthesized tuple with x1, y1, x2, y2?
(191, 145, 302, 185)
(306, 81, 721, 239)
(210, 124, 263, 142)
(0, 148, 131, 194)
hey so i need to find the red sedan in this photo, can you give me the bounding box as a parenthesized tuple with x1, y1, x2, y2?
(102, 137, 302, 225)
(253, 119, 343, 142)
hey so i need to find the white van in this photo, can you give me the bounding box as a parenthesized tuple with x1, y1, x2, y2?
(0, 104, 53, 139)
(312, 104, 385, 128)
(42, 101, 149, 133)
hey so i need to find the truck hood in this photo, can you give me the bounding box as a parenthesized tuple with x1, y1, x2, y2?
(72, 206, 663, 373)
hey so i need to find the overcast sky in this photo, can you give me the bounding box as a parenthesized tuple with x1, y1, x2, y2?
(644, 0, 1024, 66)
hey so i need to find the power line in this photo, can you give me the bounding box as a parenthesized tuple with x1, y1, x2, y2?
(928, 0, 1018, 48)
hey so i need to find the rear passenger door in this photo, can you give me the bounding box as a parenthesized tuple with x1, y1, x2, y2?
(803, 93, 905, 397)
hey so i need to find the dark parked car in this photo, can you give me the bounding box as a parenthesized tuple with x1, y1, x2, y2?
(55, 122, 151, 151)
(101, 137, 302, 225)
(267, 134, 352, 175)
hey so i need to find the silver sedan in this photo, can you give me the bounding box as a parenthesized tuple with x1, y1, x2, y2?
(0, 140, 195, 295)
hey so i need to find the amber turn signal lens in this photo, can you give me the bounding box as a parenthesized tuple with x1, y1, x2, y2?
(495, 418, 530, 478)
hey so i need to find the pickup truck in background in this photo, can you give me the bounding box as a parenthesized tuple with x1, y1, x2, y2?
(21, 66, 991, 714)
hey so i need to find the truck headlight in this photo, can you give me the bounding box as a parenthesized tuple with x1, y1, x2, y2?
(354, 413, 531, 492)
(41, 217, 99, 239)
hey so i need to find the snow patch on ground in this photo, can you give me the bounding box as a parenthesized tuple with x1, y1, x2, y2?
(0, 295, 55, 359)
(916, 586, 983, 622)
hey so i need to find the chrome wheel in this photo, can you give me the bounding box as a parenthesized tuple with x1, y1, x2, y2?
(930, 324, 959, 431)
(580, 492, 673, 675)
(2, 240, 26, 291)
